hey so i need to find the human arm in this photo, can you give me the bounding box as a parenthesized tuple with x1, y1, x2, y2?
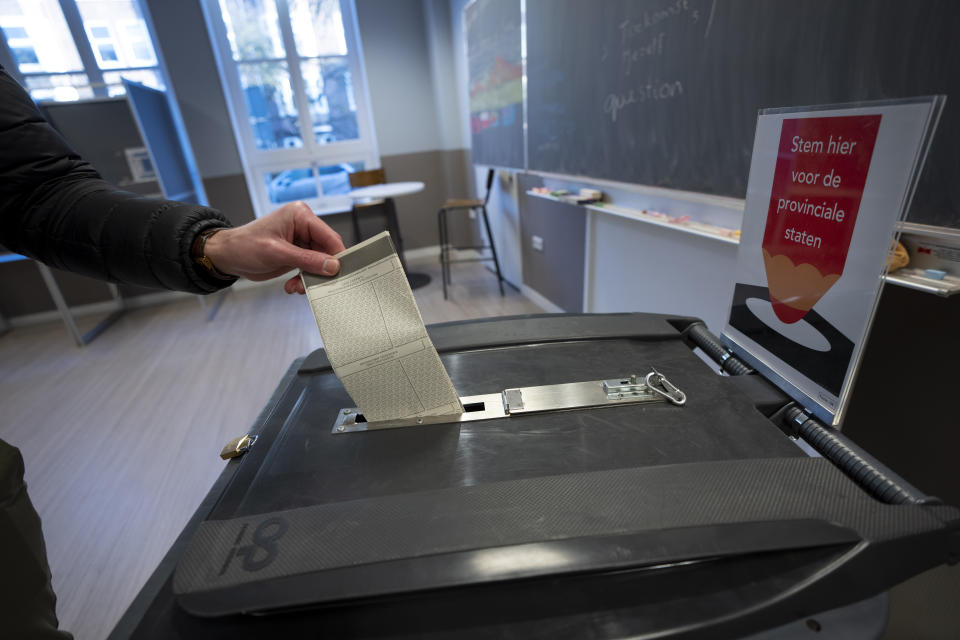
(0, 65, 242, 293)
(0, 65, 343, 294)
(202, 201, 344, 294)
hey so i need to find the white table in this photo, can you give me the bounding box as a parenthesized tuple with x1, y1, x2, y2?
(348, 181, 425, 200)
(348, 181, 430, 289)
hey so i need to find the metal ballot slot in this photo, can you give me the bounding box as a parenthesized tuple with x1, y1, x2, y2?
(332, 371, 684, 433)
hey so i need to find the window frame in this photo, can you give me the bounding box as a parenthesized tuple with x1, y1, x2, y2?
(201, 0, 379, 218)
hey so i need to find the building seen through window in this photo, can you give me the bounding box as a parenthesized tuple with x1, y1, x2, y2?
(0, 0, 163, 101)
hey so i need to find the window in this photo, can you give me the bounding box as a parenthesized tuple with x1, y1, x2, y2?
(2, 24, 37, 65)
(202, 0, 378, 217)
(123, 21, 155, 64)
(74, 0, 163, 93)
(0, 0, 164, 101)
(86, 22, 120, 67)
(12, 44, 39, 66)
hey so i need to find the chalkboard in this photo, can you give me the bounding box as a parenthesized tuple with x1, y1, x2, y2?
(525, 0, 960, 229)
(466, 0, 524, 169)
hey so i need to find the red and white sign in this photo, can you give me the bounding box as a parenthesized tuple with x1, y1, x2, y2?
(723, 98, 943, 425)
(762, 116, 881, 324)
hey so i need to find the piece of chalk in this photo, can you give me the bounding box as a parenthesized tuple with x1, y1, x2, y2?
(924, 269, 946, 280)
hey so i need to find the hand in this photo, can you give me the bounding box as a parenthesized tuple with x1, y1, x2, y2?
(204, 201, 346, 294)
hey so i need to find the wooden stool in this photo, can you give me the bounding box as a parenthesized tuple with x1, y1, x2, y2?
(348, 168, 388, 244)
(437, 168, 505, 299)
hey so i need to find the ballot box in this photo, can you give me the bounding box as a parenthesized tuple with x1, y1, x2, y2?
(110, 100, 959, 638)
(110, 313, 958, 639)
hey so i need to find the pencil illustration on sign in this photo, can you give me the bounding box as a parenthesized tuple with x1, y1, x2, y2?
(761, 116, 881, 323)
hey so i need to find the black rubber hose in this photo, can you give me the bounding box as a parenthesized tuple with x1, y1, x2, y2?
(682, 322, 754, 376)
(680, 321, 933, 505)
(784, 406, 937, 505)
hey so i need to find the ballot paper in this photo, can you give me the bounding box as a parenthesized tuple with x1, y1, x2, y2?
(301, 232, 463, 423)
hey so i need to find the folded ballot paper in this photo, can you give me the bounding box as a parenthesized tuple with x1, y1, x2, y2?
(301, 232, 463, 423)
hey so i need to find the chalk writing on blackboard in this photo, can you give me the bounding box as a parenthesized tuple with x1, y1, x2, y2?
(603, 81, 684, 123)
(617, 0, 705, 36)
(525, 0, 959, 228)
(601, 0, 713, 124)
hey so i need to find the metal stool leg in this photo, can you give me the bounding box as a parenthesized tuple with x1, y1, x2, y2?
(439, 207, 450, 299)
(385, 198, 410, 274)
(444, 210, 454, 293)
(479, 205, 505, 296)
(351, 206, 363, 244)
(438, 208, 446, 298)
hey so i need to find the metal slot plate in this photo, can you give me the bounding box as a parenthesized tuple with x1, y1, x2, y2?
(333, 393, 506, 433)
(333, 376, 667, 434)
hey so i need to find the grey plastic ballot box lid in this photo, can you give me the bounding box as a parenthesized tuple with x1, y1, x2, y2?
(115, 314, 959, 640)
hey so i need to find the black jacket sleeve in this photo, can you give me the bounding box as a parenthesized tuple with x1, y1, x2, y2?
(0, 65, 235, 294)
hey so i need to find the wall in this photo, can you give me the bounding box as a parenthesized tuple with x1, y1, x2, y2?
(448, 0, 473, 151)
(344, 0, 473, 250)
(587, 214, 739, 332)
(425, 0, 467, 152)
(512, 171, 740, 329)
(516, 172, 744, 331)
(356, 0, 441, 155)
(517, 174, 585, 312)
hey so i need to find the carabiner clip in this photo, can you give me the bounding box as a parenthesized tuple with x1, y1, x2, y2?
(645, 369, 686, 406)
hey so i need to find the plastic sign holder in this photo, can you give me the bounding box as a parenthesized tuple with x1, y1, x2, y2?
(722, 97, 945, 426)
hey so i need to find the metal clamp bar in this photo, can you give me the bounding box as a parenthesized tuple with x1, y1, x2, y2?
(333, 372, 686, 434)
